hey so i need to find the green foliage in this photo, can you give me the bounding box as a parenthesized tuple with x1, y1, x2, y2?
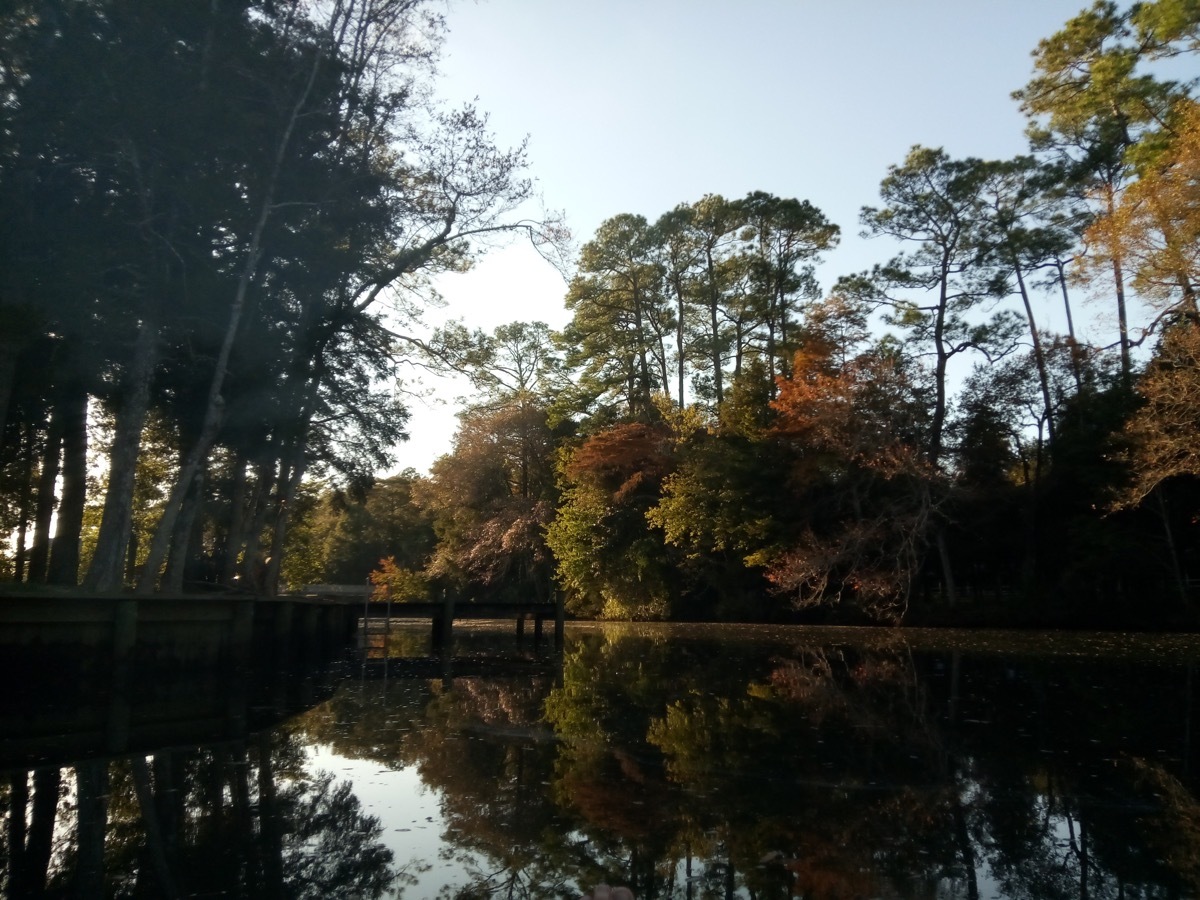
(649, 431, 780, 561)
(560, 214, 673, 420)
(280, 472, 435, 589)
(547, 424, 680, 619)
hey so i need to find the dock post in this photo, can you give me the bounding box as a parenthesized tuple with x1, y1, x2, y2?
(534, 611, 544, 643)
(516, 612, 525, 640)
(363, 586, 370, 649)
(432, 589, 454, 649)
(385, 587, 392, 659)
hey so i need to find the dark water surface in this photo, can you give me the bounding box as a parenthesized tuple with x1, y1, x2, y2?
(5, 622, 1200, 899)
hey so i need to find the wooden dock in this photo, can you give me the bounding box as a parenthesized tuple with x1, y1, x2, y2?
(296, 584, 565, 650)
(0, 589, 565, 678)
(0, 588, 569, 772)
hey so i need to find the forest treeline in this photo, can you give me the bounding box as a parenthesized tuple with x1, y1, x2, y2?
(2, 1, 1199, 625)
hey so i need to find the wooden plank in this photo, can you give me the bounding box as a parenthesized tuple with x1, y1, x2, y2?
(298, 584, 372, 597)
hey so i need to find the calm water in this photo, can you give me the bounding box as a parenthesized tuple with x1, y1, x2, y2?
(5, 622, 1200, 899)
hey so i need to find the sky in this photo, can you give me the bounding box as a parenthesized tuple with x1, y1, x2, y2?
(387, 0, 1105, 473)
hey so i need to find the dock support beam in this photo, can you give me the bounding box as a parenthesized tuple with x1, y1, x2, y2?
(432, 590, 454, 649)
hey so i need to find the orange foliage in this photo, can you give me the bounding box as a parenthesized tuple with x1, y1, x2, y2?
(771, 347, 925, 479)
(765, 346, 930, 620)
(367, 555, 427, 602)
(567, 422, 674, 502)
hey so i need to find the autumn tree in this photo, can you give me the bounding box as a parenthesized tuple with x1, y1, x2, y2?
(417, 321, 563, 601)
(765, 338, 931, 622)
(646, 362, 788, 618)
(1086, 98, 1200, 321)
(1120, 317, 1200, 507)
(547, 420, 680, 619)
(420, 403, 558, 601)
(1014, 0, 1197, 380)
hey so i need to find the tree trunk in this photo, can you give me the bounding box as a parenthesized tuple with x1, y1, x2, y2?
(13, 425, 35, 583)
(0, 334, 21, 456)
(85, 314, 160, 592)
(125, 528, 140, 586)
(265, 431, 311, 596)
(632, 288, 652, 416)
(765, 310, 777, 390)
(1066, 812, 1089, 900)
(929, 256, 952, 469)
(776, 276, 791, 379)
(1014, 261, 1056, 445)
(705, 247, 724, 405)
(1054, 258, 1085, 390)
(257, 733, 284, 900)
(47, 382, 88, 586)
(240, 454, 278, 588)
(952, 779, 979, 900)
(733, 321, 745, 380)
(1106, 185, 1132, 384)
(675, 281, 685, 409)
(1115, 253, 1131, 385)
(220, 456, 250, 586)
(937, 529, 958, 608)
(264, 477, 298, 596)
(1155, 487, 1190, 612)
(163, 467, 206, 592)
(27, 411, 63, 584)
(229, 746, 261, 895)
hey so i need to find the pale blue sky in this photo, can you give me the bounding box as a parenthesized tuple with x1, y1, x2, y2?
(391, 0, 1109, 471)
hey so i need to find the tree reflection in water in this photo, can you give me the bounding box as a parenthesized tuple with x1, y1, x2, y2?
(4, 627, 1200, 899)
(322, 627, 1200, 900)
(0, 729, 407, 898)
